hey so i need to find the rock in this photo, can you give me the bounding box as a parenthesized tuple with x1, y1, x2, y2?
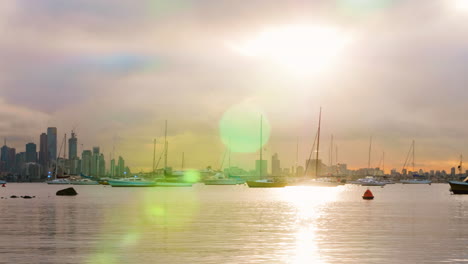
(10, 195, 18, 198)
(56, 187, 78, 196)
(22, 196, 33, 199)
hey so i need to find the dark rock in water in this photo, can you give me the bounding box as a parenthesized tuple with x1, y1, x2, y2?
(10, 195, 18, 198)
(22, 196, 33, 199)
(56, 187, 78, 196)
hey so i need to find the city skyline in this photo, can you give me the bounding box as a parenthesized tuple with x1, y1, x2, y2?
(1, 1, 468, 171)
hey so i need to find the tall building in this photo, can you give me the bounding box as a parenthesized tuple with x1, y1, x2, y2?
(68, 131, 77, 160)
(47, 127, 57, 161)
(271, 153, 281, 176)
(91, 147, 100, 176)
(255, 159, 267, 177)
(118, 156, 125, 177)
(81, 150, 92, 176)
(39, 133, 48, 169)
(110, 158, 115, 177)
(25, 143, 37, 163)
(0, 140, 15, 172)
(98, 154, 105, 176)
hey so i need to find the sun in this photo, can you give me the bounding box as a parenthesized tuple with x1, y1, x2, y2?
(452, 0, 468, 12)
(228, 24, 352, 75)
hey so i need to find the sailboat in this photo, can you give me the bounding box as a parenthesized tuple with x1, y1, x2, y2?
(246, 116, 287, 188)
(448, 155, 468, 194)
(296, 108, 343, 187)
(400, 140, 431, 184)
(204, 145, 245, 185)
(155, 120, 193, 187)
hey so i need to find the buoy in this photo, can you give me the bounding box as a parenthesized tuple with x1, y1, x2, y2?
(1, 184, 5, 187)
(362, 189, 374, 200)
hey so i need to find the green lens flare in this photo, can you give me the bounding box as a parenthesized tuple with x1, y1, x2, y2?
(337, 0, 395, 15)
(219, 102, 270, 153)
(183, 169, 201, 182)
(148, 0, 192, 17)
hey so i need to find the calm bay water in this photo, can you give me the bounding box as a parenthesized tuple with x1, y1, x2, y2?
(0, 183, 467, 263)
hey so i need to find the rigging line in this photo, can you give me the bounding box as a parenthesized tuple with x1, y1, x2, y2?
(402, 141, 413, 172)
(304, 129, 319, 177)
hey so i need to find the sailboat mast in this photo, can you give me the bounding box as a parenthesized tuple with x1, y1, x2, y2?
(383, 151, 385, 174)
(164, 120, 168, 171)
(460, 154, 463, 174)
(259, 115, 263, 179)
(182, 152, 185, 170)
(368, 136, 372, 170)
(315, 107, 322, 178)
(152, 139, 156, 173)
(228, 138, 231, 175)
(412, 140, 415, 172)
(330, 134, 334, 168)
(296, 137, 299, 176)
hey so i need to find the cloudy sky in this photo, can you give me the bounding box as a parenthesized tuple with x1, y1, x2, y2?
(1, 0, 468, 172)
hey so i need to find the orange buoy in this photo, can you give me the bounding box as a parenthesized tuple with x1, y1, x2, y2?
(362, 189, 374, 200)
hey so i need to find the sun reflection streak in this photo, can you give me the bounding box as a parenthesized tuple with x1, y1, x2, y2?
(279, 186, 343, 264)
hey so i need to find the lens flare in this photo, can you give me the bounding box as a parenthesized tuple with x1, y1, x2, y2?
(337, 0, 395, 16)
(219, 102, 270, 153)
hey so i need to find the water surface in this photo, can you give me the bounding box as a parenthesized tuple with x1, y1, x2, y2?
(0, 183, 467, 263)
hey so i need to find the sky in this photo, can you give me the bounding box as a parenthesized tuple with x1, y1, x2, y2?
(1, 0, 468, 173)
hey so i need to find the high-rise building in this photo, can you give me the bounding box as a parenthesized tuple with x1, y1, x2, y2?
(91, 147, 100, 176)
(47, 127, 57, 161)
(0, 140, 15, 172)
(39, 133, 48, 169)
(25, 143, 37, 163)
(110, 158, 115, 177)
(271, 153, 281, 176)
(68, 131, 77, 160)
(98, 154, 105, 176)
(118, 156, 125, 177)
(81, 150, 92, 176)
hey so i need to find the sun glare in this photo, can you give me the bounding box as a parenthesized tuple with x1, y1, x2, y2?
(228, 24, 351, 75)
(452, 0, 468, 10)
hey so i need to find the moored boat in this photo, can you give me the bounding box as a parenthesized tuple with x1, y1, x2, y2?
(246, 179, 287, 188)
(155, 181, 193, 187)
(47, 179, 71, 185)
(108, 178, 157, 187)
(71, 179, 100, 185)
(400, 179, 432, 184)
(448, 180, 468, 194)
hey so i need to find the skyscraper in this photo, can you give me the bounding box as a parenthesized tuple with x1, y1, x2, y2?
(47, 127, 57, 161)
(39, 133, 48, 168)
(25, 143, 37, 163)
(118, 156, 125, 177)
(81, 150, 92, 176)
(68, 131, 77, 160)
(91, 147, 100, 176)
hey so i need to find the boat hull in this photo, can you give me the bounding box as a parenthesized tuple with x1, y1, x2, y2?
(400, 180, 432, 184)
(246, 181, 287, 188)
(204, 179, 242, 185)
(108, 180, 157, 187)
(155, 182, 193, 187)
(448, 181, 468, 194)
